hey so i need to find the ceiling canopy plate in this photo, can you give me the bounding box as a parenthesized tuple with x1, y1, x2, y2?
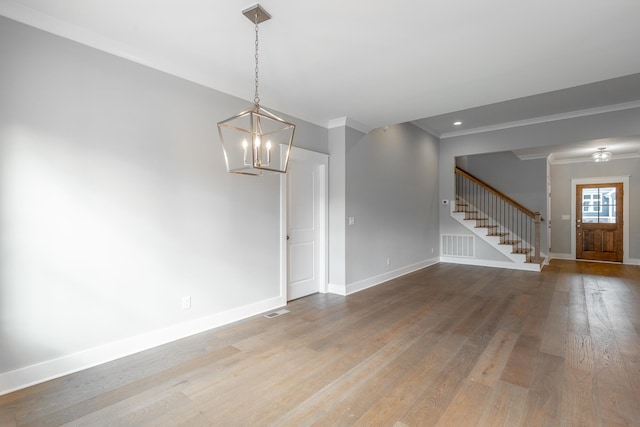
(242, 4, 271, 24)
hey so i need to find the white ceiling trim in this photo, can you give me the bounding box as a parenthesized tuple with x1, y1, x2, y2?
(440, 100, 640, 140)
(0, 1, 330, 127)
(410, 121, 440, 138)
(0, 2, 153, 65)
(327, 117, 348, 129)
(549, 152, 640, 165)
(514, 153, 550, 161)
(327, 117, 371, 134)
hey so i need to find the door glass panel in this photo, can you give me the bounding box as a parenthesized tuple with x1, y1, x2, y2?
(581, 187, 616, 224)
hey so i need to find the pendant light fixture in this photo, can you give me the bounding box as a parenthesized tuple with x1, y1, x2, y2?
(592, 147, 612, 162)
(217, 4, 295, 175)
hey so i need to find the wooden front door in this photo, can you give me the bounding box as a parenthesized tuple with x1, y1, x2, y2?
(576, 183, 623, 262)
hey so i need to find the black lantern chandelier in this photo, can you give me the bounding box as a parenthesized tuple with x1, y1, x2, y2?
(217, 4, 295, 175)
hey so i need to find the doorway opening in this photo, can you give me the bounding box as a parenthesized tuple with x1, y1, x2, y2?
(571, 176, 629, 264)
(576, 183, 623, 262)
(280, 147, 328, 301)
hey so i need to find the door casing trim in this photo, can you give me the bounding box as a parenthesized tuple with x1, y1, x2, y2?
(571, 176, 630, 264)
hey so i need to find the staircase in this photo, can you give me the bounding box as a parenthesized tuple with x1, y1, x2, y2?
(451, 166, 545, 271)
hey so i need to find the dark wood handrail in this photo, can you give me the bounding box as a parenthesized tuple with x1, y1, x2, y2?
(455, 166, 543, 221)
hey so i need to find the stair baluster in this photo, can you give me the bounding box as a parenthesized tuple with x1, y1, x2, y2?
(454, 166, 543, 265)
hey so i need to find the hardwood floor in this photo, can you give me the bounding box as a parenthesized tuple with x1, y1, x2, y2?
(1, 260, 639, 426)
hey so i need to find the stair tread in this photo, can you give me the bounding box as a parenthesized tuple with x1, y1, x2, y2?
(453, 187, 540, 266)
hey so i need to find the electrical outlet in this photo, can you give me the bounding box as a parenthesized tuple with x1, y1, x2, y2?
(386, 257, 390, 267)
(182, 296, 191, 310)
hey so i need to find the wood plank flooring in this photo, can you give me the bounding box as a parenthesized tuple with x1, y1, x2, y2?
(1, 260, 639, 426)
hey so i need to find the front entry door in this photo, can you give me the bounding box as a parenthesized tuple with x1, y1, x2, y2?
(286, 148, 327, 301)
(576, 183, 623, 262)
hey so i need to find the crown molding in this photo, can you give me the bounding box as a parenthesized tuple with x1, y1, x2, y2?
(327, 117, 347, 128)
(0, 2, 155, 66)
(0, 3, 338, 130)
(410, 121, 441, 138)
(549, 152, 640, 165)
(440, 100, 640, 139)
(327, 117, 372, 134)
(513, 153, 550, 161)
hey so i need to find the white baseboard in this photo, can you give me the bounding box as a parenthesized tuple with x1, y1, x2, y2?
(549, 253, 640, 266)
(439, 256, 542, 272)
(326, 282, 347, 295)
(327, 258, 439, 296)
(0, 295, 286, 396)
(549, 252, 574, 260)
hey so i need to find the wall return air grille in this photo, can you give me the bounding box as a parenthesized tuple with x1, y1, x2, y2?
(441, 235, 475, 258)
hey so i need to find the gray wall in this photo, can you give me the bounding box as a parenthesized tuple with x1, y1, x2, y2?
(440, 106, 640, 263)
(456, 151, 548, 253)
(0, 17, 327, 375)
(550, 158, 640, 258)
(344, 124, 439, 284)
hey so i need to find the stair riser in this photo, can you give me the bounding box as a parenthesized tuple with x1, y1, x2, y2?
(451, 207, 539, 268)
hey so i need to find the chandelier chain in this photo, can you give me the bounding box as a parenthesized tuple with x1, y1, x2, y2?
(254, 12, 260, 106)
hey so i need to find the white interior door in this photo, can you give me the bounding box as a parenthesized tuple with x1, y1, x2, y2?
(285, 148, 327, 301)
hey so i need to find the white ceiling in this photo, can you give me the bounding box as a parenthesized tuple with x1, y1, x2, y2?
(2, 0, 640, 159)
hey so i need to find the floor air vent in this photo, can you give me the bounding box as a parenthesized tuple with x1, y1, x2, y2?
(441, 234, 475, 258)
(264, 309, 290, 319)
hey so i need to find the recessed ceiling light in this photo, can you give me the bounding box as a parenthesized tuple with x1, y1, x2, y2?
(453, 121, 462, 126)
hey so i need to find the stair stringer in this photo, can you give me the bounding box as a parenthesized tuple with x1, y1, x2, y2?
(450, 208, 541, 272)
